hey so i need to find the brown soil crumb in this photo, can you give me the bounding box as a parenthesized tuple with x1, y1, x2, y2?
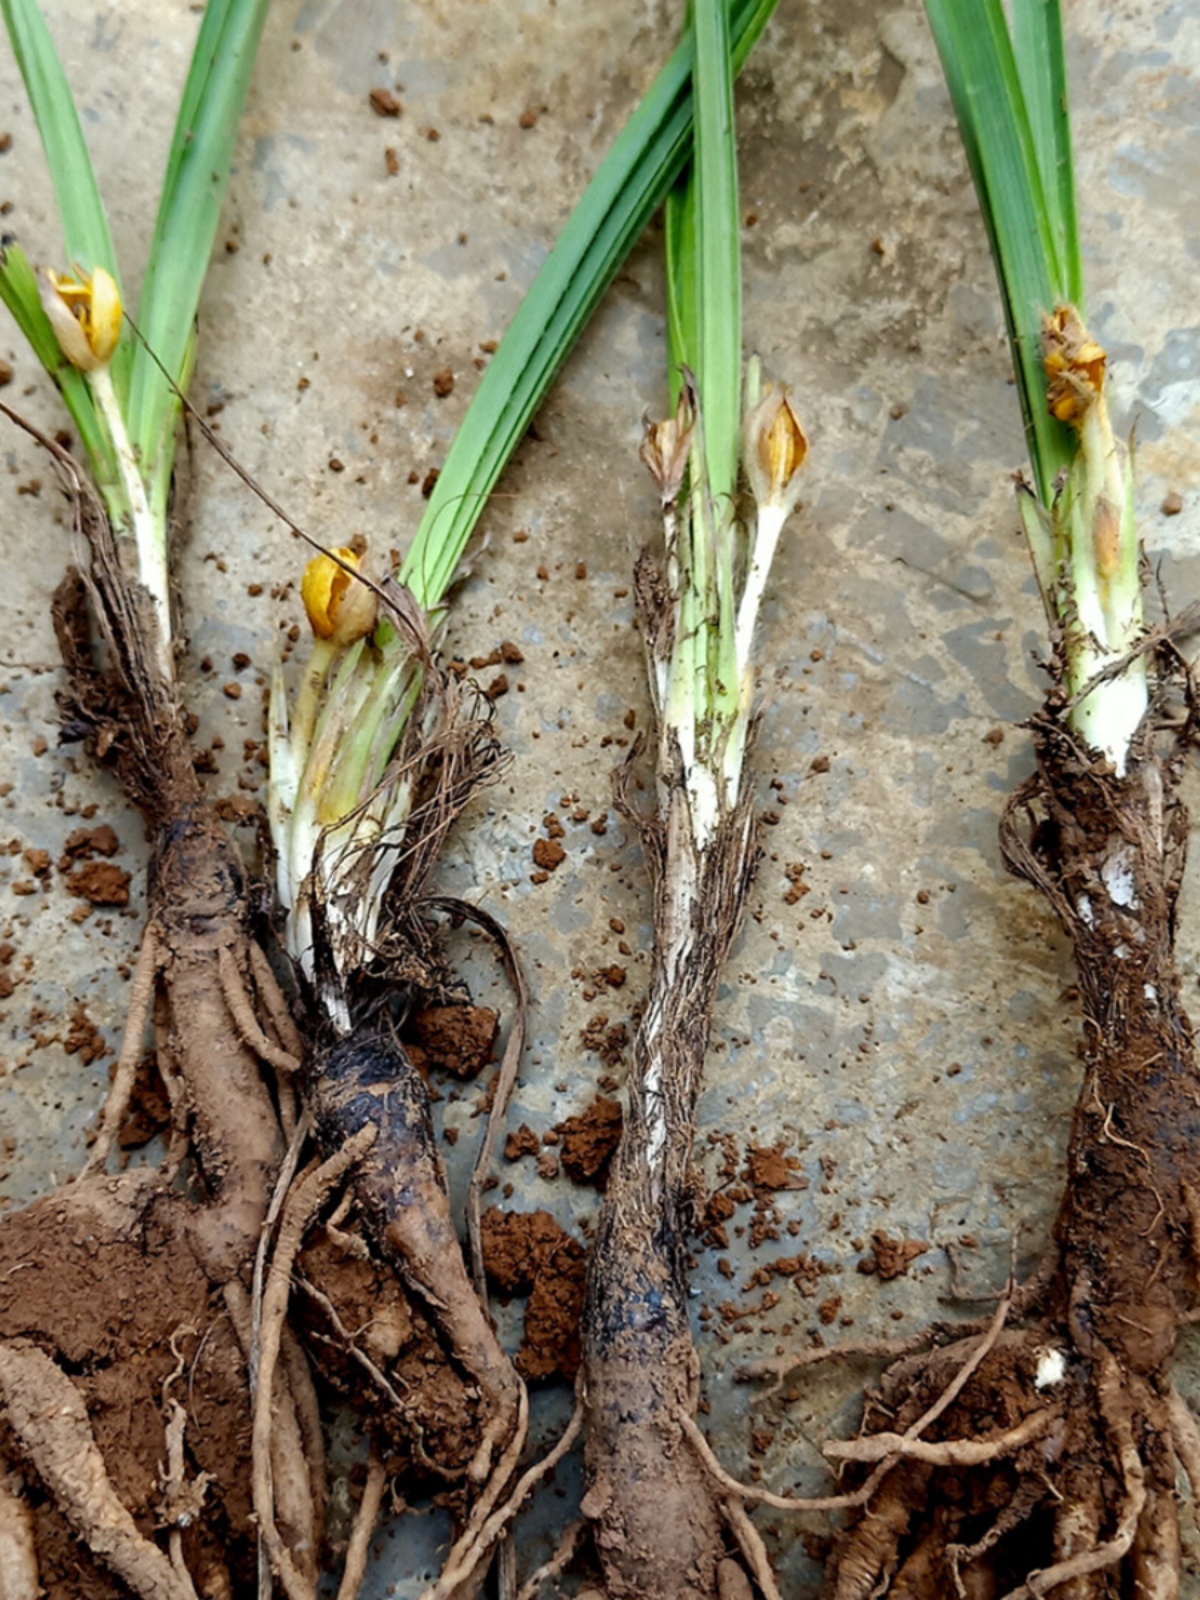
(702, 1190, 737, 1249)
(58, 824, 119, 869)
(407, 1004, 498, 1080)
(818, 1294, 843, 1325)
(62, 1002, 107, 1065)
(744, 1144, 808, 1193)
(64, 861, 131, 907)
(783, 863, 809, 905)
(480, 1207, 586, 1380)
(718, 1291, 780, 1324)
(116, 1052, 171, 1149)
(741, 1251, 833, 1296)
(580, 1013, 628, 1069)
(858, 1231, 930, 1280)
(532, 838, 565, 872)
(503, 1124, 541, 1162)
(369, 86, 402, 117)
(552, 1097, 623, 1187)
(432, 367, 454, 398)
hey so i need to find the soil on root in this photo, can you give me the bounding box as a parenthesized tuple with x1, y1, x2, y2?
(0, 1174, 257, 1598)
(0, 807, 312, 1600)
(583, 1206, 730, 1600)
(827, 729, 1200, 1599)
(0, 450, 325, 1597)
(297, 1229, 491, 1482)
(308, 1026, 523, 1485)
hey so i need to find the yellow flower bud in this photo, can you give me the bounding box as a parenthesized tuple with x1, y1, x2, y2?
(1043, 305, 1106, 426)
(743, 384, 807, 516)
(301, 547, 378, 645)
(37, 265, 122, 372)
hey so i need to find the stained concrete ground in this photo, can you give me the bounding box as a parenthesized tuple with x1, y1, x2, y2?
(1, 0, 1200, 1594)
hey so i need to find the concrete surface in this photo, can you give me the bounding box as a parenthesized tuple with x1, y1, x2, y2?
(2, 0, 1200, 1593)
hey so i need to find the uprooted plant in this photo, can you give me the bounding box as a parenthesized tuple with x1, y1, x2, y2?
(576, 1, 803, 1593)
(0, 2, 327, 1596)
(248, 6, 787, 1598)
(759, 3, 1200, 1594)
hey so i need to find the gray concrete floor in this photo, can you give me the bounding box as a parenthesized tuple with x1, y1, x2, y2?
(2, 0, 1200, 1594)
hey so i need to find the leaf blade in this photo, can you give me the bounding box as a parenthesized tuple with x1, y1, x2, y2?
(400, 0, 780, 613)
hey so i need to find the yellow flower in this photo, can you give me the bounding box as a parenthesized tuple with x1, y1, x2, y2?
(301, 547, 378, 645)
(37, 265, 122, 372)
(743, 384, 807, 515)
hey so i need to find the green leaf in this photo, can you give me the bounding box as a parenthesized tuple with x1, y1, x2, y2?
(923, 0, 1076, 503)
(692, 0, 741, 513)
(1012, 0, 1081, 308)
(0, 0, 119, 288)
(664, 175, 697, 407)
(400, 0, 780, 614)
(125, 0, 271, 501)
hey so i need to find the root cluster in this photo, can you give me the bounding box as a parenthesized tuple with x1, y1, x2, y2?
(0, 464, 528, 1600)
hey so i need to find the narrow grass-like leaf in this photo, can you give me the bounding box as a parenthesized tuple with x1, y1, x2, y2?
(664, 176, 697, 405)
(0, 0, 119, 291)
(400, 0, 780, 614)
(692, 0, 741, 512)
(1013, 0, 1081, 307)
(125, 0, 271, 499)
(924, 0, 1075, 502)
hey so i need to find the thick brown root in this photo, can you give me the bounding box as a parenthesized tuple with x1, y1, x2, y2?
(311, 1027, 525, 1482)
(582, 1211, 728, 1599)
(4, 397, 317, 1598)
(581, 780, 762, 1599)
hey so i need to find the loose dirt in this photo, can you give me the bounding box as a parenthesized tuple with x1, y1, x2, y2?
(857, 1231, 930, 1281)
(480, 1206, 586, 1380)
(553, 1096, 623, 1186)
(64, 860, 131, 906)
(407, 1002, 498, 1080)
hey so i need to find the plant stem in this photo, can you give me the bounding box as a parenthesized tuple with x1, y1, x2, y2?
(87, 363, 172, 682)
